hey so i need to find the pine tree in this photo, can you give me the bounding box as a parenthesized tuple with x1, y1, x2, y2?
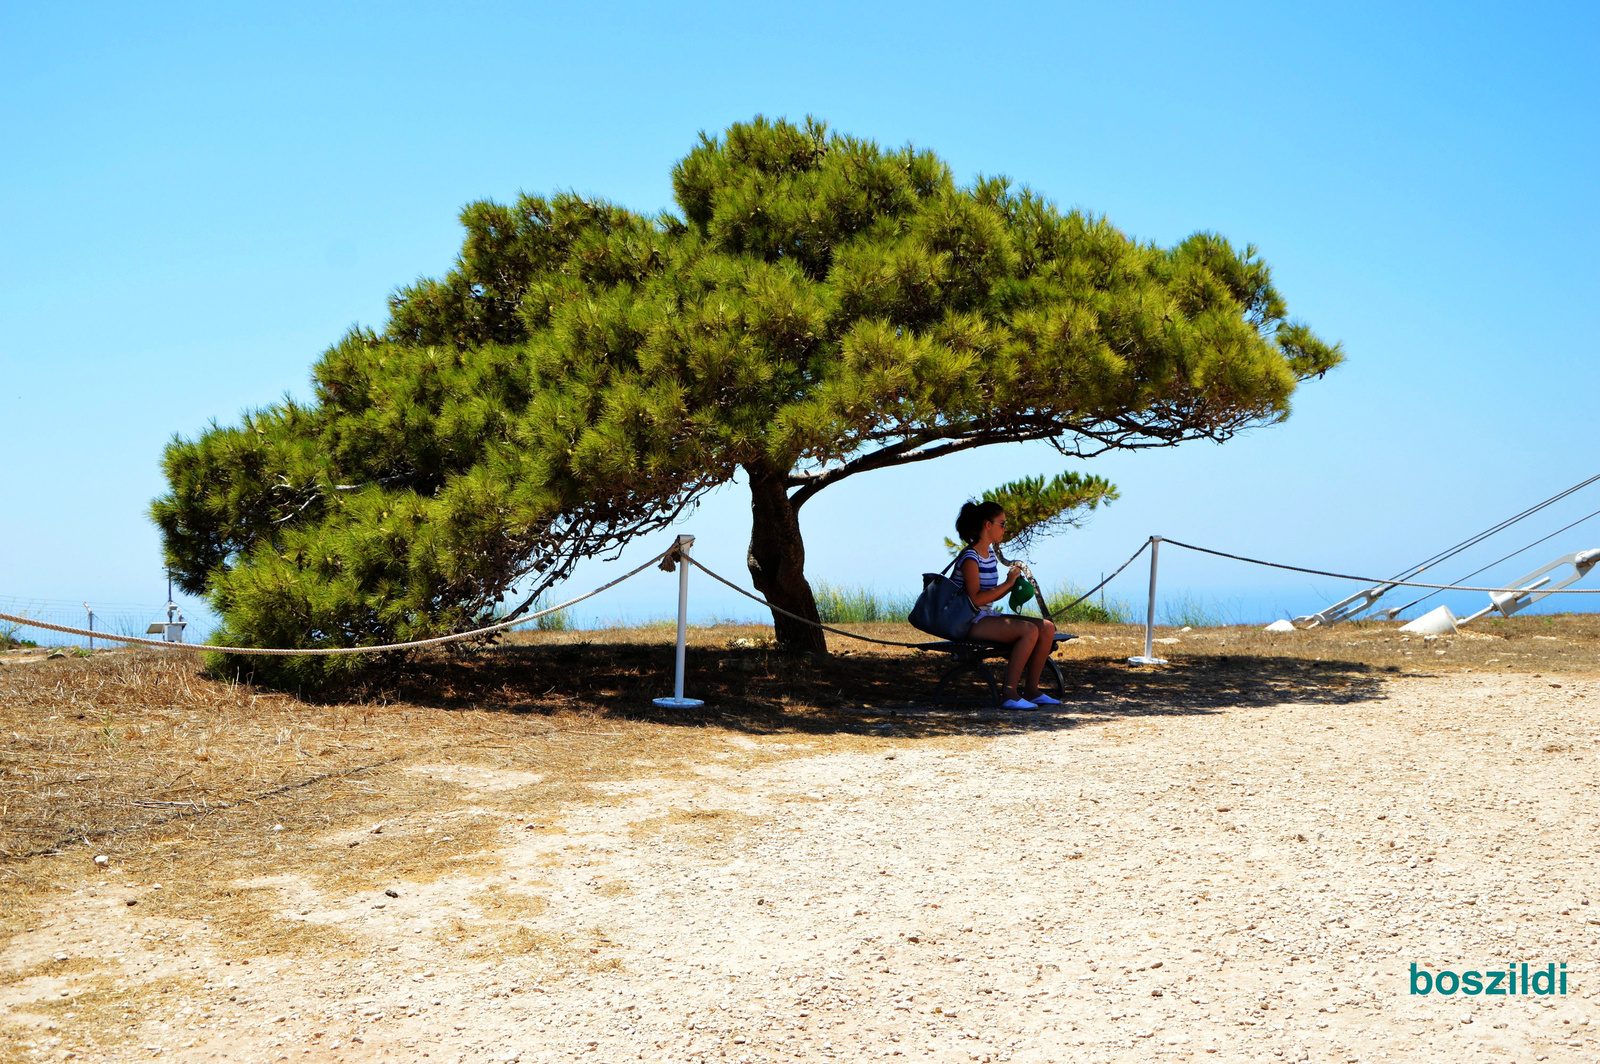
(154, 116, 1340, 681)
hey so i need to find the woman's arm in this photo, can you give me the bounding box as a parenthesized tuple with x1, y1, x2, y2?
(960, 557, 1019, 607)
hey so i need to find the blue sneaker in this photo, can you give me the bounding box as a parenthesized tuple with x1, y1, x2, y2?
(1000, 697, 1036, 710)
(1027, 693, 1062, 706)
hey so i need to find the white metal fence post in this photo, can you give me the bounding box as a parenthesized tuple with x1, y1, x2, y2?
(1128, 536, 1168, 666)
(653, 535, 706, 709)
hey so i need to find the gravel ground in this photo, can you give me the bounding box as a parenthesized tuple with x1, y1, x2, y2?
(4, 669, 1598, 1063)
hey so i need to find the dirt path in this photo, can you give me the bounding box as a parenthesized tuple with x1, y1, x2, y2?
(4, 670, 1599, 1063)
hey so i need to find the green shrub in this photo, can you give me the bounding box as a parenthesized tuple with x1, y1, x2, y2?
(814, 582, 919, 624)
(1158, 592, 1246, 628)
(591, 614, 678, 631)
(1022, 583, 1135, 625)
(0, 622, 56, 650)
(810, 578, 1134, 626)
(530, 595, 574, 632)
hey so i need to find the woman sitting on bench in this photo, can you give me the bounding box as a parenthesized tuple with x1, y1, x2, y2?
(953, 501, 1060, 710)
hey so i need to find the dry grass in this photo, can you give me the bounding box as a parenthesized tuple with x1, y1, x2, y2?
(0, 649, 463, 859)
(0, 967, 202, 1063)
(629, 806, 760, 846)
(4, 616, 1595, 859)
(0, 630, 889, 980)
(449, 886, 625, 969)
(1085, 611, 1600, 675)
(2, 616, 1596, 958)
(1, 615, 1597, 1062)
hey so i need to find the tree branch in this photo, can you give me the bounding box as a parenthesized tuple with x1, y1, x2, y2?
(785, 400, 1265, 511)
(788, 425, 1063, 510)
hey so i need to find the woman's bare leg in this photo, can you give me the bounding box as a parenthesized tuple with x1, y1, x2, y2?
(968, 616, 1038, 697)
(1023, 618, 1057, 696)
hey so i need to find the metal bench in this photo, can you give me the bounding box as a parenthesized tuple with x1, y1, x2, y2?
(915, 633, 1077, 705)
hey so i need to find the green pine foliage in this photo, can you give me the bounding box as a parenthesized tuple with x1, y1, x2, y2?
(153, 116, 1340, 686)
(981, 473, 1119, 554)
(945, 471, 1119, 557)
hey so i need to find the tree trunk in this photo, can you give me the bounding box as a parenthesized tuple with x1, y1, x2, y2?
(745, 464, 829, 655)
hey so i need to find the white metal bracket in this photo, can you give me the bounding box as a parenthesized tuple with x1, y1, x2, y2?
(1460, 548, 1600, 624)
(1293, 582, 1399, 629)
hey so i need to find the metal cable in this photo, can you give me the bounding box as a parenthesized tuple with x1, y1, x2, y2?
(0, 545, 676, 656)
(1160, 538, 1600, 593)
(1388, 504, 1600, 614)
(1378, 471, 1600, 584)
(1042, 540, 1151, 615)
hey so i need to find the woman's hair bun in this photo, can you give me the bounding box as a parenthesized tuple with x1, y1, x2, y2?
(955, 500, 1004, 545)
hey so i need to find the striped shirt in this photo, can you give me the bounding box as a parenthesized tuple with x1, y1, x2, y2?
(955, 546, 1003, 617)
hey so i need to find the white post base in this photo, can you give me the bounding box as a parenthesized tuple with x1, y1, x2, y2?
(1126, 656, 1168, 667)
(652, 696, 705, 709)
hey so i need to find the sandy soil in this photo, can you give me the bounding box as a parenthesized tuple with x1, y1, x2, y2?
(4, 664, 1598, 1063)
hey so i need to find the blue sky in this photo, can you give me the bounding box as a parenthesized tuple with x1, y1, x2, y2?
(3, 1, 1597, 637)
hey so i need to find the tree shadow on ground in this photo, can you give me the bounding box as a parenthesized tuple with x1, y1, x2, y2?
(362, 642, 1395, 740)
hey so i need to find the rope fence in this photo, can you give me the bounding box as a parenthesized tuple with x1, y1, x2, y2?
(5, 532, 1599, 664)
(0, 544, 678, 656)
(683, 558, 925, 648)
